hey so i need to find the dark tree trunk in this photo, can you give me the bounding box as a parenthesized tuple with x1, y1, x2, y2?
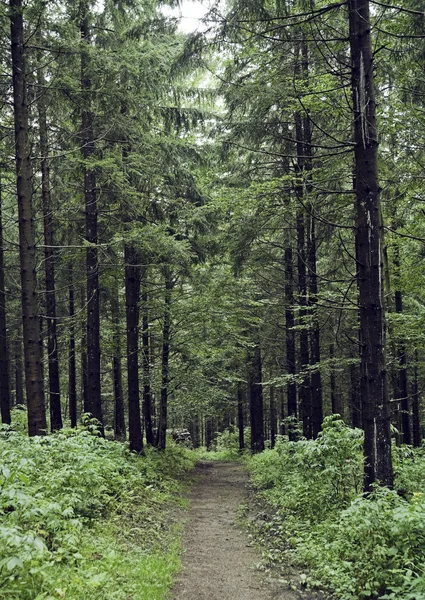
(10, 0, 46, 435)
(269, 384, 277, 448)
(301, 67, 323, 437)
(279, 388, 285, 435)
(156, 267, 172, 451)
(205, 418, 213, 449)
(37, 66, 62, 432)
(285, 246, 297, 425)
(0, 182, 11, 425)
(68, 263, 77, 428)
(249, 342, 264, 453)
(330, 343, 342, 417)
(125, 244, 142, 453)
(80, 286, 89, 413)
(190, 415, 199, 448)
(296, 209, 312, 438)
(349, 0, 393, 488)
(308, 213, 323, 437)
(14, 337, 24, 406)
(412, 350, 421, 447)
(81, 8, 102, 427)
(350, 347, 362, 428)
(141, 264, 153, 445)
(295, 109, 312, 439)
(111, 288, 125, 440)
(237, 382, 245, 451)
(393, 243, 410, 445)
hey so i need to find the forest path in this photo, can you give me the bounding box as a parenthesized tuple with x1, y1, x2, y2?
(172, 461, 315, 600)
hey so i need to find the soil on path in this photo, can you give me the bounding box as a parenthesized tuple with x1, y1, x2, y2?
(172, 461, 320, 600)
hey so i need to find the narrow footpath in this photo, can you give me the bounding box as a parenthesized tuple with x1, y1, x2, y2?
(172, 461, 318, 600)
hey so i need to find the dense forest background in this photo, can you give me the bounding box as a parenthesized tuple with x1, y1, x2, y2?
(3, 0, 425, 597)
(2, 0, 424, 476)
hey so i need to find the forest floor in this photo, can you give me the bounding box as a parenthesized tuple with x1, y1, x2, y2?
(172, 461, 322, 600)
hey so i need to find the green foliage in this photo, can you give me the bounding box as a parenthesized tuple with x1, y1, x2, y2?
(249, 416, 364, 519)
(193, 426, 251, 461)
(246, 417, 425, 599)
(300, 487, 425, 600)
(0, 422, 196, 599)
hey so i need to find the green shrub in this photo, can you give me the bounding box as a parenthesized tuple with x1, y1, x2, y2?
(0, 419, 196, 599)
(249, 415, 364, 521)
(300, 487, 425, 599)
(246, 415, 425, 599)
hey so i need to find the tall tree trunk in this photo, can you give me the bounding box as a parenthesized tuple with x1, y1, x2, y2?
(111, 287, 125, 440)
(80, 7, 102, 426)
(296, 208, 311, 438)
(205, 418, 213, 449)
(308, 213, 323, 437)
(330, 343, 343, 416)
(125, 244, 142, 453)
(68, 263, 77, 428)
(349, 0, 393, 488)
(14, 336, 24, 406)
(141, 263, 153, 445)
(237, 381, 245, 451)
(80, 285, 89, 413)
(295, 108, 312, 439)
(269, 384, 277, 448)
(412, 350, 421, 447)
(0, 181, 11, 425)
(249, 341, 264, 453)
(37, 64, 62, 432)
(285, 246, 297, 428)
(156, 267, 172, 451)
(350, 347, 362, 428)
(301, 55, 323, 437)
(279, 388, 285, 435)
(10, 0, 46, 435)
(393, 243, 410, 444)
(190, 415, 199, 448)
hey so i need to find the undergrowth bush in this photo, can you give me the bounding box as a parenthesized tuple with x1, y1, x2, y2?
(247, 415, 425, 599)
(194, 426, 250, 460)
(0, 415, 197, 599)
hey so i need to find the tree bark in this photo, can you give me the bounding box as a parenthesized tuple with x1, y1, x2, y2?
(393, 243, 410, 444)
(237, 382, 245, 451)
(284, 246, 297, 427)
(205, 418, 213, 449)
(330, 343, 343, 417)
(0, 181, 11, 425)
(10, 0, 46, 435)
(37, 63, 62, 432)
(296, 208, 311, 438)
(80, 285, 89, 413)
(156, 267, 172, 451)
(350, 347, 362, 428)
(190, 415, 199, 448)
(269, 384, 277, 448)
(308, 212, 323, 437)
(412, 350, 421, 447)
(111, 287, 126, 440)
(141, 263, 153, 444)
(125, 244, 142, 453)
(349, 0, 393, 488)
(80, 6, 102, 427)
(295, 108, 312, 439)
(249, 342, 264, 453)
(279, 388, 285, 435)
(68, 263, 77, 428)
(14, 336, 24, 406)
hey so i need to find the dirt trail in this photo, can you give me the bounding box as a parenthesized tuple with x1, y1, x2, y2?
(172, 461, 317, 600)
